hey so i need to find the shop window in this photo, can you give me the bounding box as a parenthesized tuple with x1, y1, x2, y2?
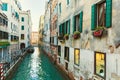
(74, 49, 80, 66)
(64, 47, 69, 61)
(95, 52, 106, 78)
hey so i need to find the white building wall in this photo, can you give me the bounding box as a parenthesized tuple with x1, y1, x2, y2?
(57, 0, 120, 80)
(19, 11, 32, 48)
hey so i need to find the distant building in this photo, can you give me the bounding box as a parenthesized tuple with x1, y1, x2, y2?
(42, 1, 50, 53)
(50, 0, 58, 58)
(19, 10, 32, 49)
(31, 32, 38, 44)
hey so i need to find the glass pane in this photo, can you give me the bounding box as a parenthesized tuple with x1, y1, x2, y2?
(96, 52, 105, 77)
(74, 49, 80, 65)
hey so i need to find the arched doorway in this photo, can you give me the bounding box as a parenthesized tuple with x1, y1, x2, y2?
(20, 43, 25, 49)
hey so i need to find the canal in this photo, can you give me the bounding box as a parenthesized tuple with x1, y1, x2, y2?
(11, 47, 66, 80)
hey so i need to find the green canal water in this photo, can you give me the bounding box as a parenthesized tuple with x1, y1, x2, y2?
(12, 47, 66, 80)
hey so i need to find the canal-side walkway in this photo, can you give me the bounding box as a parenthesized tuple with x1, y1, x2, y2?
(11, 47, 67, 80)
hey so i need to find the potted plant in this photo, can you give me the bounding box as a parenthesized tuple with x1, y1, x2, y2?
(73, 31, 80, 39)
(93, 27, 104, 37)
(64, 34, 69, 40)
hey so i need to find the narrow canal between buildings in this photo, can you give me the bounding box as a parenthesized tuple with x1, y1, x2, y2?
(11, 47, 66, 80)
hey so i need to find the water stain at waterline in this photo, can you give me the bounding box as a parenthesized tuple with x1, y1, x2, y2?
(12, 47, 66, 80)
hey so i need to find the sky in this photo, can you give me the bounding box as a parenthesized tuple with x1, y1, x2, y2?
(19, 0, 47, 32)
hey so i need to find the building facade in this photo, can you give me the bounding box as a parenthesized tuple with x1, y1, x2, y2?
(19, 10, 32, 49)
(50, 0, 58, 59)
(1, 0, 21, 64)
(0, 0, 9, 63)
(38, 15, 44, 47)
(42, 2, 50, 54)
(43, 0, 120, 80)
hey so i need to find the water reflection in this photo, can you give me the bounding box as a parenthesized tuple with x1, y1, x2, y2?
(12, 47, 65, 80)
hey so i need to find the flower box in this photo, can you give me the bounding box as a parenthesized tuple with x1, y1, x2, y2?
(93, 27, 107, 37)
(64, 34, 69, 40)
(73, 31, 80, 40)
(93, 29, 103, 37)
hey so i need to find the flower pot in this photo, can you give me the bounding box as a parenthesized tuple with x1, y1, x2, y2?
(93, 30, 103, 37)
(64, 35, 69, 40)
(73, 34, 80, 39)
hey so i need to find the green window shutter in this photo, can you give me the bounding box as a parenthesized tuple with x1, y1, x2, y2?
(22, 17, 24, 22)
(64, 23, 66, 34)
(91, 4, 97, 30)
(59, 25, 61, 34)
(60, 25, 62, 34)
(68, 20, 70, 34)
(67, 0, 69, 5)
(106, 0, 112, 28)
(21, 26, 24, 30)
(72, 16, 75, 33)
(2, 3, 8, 11)
(79, 11, 83, 33)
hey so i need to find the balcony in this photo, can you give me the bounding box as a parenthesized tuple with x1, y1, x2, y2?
(0, 41, 10, 48)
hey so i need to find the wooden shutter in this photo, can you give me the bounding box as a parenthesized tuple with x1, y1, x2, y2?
(72, 16, 76, 33)
(106, 0, 112, 28)
(79, 11, 83, 32)
(68, 20, 70, 34)
(91, 4, 97, 30)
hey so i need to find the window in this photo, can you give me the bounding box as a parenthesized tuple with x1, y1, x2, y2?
(2, 3, 8, 11)
(97, 2, 106, 27)
(73, 11, 83, 33)
(91, 0, 112, 30)
(95, 52, 106, 79)
(59, 3, 61, 13)
(59, 20, 70, 36)
(21, 25, 24, 30)
(0, 31, 8, 39)
(21, 17, 24, 22)
(64, 47, 69, 61)
(59, 24, 64, 36)
(74, 49, 80, 65)
(50, 37, 54, 44)
(65, 62, 68, 70)
(58, 46, 61, 56)
(67, 0, 70, 5)
(21, 34, 24, 40)
(65, 20, 70, 34)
